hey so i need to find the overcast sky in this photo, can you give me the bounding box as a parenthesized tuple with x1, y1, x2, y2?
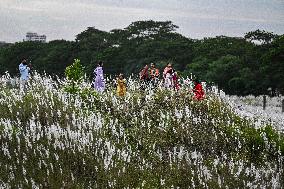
(1, 0, 284, 42)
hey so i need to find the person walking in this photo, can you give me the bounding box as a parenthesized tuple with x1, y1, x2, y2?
(92, 61, 105, 93)
(19, 59, 31, 92)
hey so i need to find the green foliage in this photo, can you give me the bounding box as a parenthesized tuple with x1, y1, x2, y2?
(63, 84, 80, 94)
(65, 59, 84, 82)
(260, 36, 284, 94)
(245, 29, 278, 44)
(0, 76, 283, 187)
(0, 21, 283, 95)
(64, 59, 85, 94)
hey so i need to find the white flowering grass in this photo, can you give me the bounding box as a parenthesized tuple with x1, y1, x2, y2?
(224, 94, 284, 132)
(0, 73, 283, 188)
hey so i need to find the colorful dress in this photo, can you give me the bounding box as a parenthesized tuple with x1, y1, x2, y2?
(139, 66, 149, 80)
(93, 66, 105, 92)
(163, 67, 173, 88)
(172, 72, 180, 90)
(117, 79, 126, 96)
(150, 68, 159, 79)
(149, 68, 160, 86)
(193, 83, 205, 100)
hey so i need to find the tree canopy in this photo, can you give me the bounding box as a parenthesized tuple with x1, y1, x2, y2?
(0, 20, 283, 95)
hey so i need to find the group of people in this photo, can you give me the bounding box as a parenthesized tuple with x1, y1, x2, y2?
(139, 63, 180, 90)
(92, 61, 127, 97)
(92, 61, 205, 100)
(139, 63, 204, 100)
(18, 59, 204, 100)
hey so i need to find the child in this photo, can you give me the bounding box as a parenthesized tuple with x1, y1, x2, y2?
(193, 79, 205, 100)
(116, 73, 126, 96)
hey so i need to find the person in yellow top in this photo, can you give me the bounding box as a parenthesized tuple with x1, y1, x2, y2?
(116, 73, 127, 96)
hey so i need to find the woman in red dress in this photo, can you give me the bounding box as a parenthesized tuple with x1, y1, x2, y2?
(193, 79, 205, 100)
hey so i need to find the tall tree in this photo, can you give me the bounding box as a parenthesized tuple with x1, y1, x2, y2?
(245, 29, 278, 44)
(260, 35, 284, 94)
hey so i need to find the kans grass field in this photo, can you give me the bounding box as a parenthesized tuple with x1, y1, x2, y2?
(0, 72, 284, 188)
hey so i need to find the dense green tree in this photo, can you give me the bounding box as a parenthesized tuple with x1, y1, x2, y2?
(260, 35, 284, 94)
(96, 20, 194, 76)
(0, 20, 283, 95)
(184, 57, 209, 80)
(0, 41, 45, 75)
(124, 20, 179, 42)
(74, 27, 111, 76)
(206, 55, 241, 89)
(33, 40, 75, 77)
(245, 29, 278, 44)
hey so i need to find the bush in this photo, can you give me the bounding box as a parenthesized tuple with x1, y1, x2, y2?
(64, 59, 85, 94)
(0, 73, 283, 188)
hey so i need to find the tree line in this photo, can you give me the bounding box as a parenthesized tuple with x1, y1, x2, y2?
(0, 20, 283, 96)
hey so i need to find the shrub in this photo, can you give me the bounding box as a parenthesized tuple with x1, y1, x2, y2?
(0, 73, 283, 188)
(64, 59, 85, 93)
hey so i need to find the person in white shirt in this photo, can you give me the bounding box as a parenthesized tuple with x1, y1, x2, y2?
(19, 59, 31, 91)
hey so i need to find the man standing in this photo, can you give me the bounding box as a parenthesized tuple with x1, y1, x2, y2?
(19, 59, 31, 91)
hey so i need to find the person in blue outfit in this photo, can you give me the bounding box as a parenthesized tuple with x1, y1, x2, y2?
(19, 59, 31, 91)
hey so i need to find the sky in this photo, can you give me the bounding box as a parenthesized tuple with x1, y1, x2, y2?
(0, 0, 284, 43)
